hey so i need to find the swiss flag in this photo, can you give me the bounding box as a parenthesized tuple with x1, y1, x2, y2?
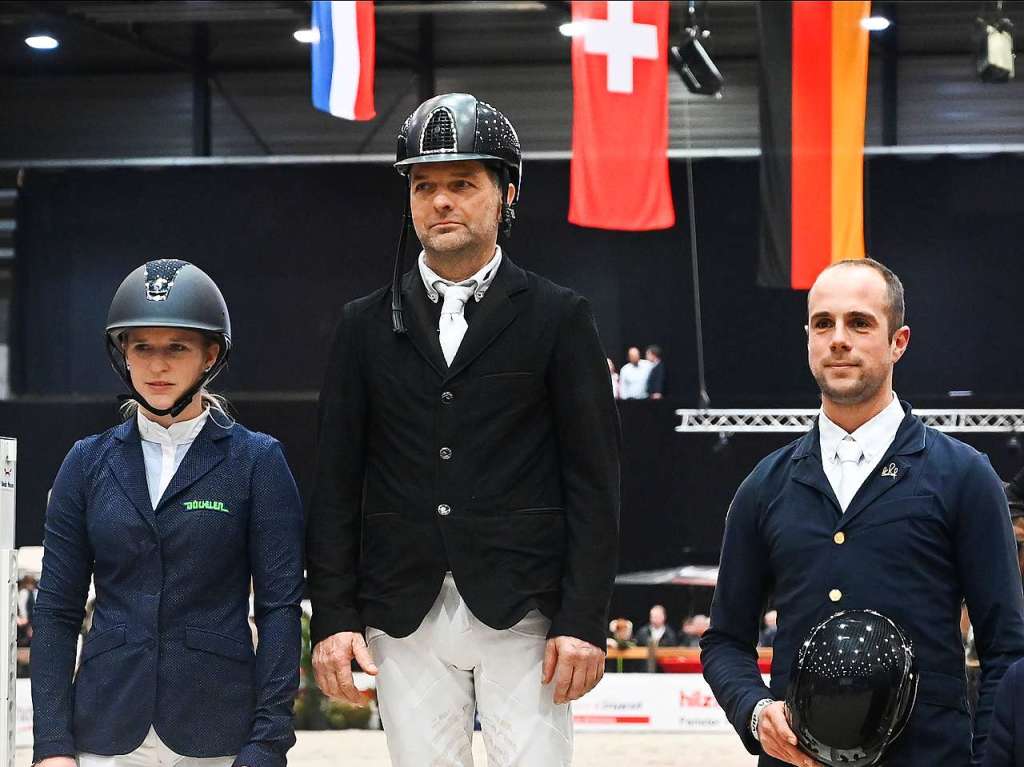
(569, 0, 674, 231)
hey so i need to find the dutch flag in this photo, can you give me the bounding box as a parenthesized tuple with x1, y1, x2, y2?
(311, 1, 376, 121)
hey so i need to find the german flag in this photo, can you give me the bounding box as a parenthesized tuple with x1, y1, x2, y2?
(758, 1, 871, 289)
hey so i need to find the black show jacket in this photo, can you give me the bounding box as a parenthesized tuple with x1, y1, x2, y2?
(307, 255, 621, 651)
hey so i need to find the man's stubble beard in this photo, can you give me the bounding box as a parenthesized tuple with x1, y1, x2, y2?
(813, 363, 888, 406)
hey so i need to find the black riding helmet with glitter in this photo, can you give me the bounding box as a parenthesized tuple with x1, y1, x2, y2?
(106, 260, 232, 418)
(786, 609, 918, 767)
(389, 92, 522, 333)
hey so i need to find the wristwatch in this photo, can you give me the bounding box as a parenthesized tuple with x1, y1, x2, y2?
(750, 697, 775, 741)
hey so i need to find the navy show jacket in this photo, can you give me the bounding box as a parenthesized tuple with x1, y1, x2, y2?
(31, 416, 305, 767)
(701, 404, 1024, 766)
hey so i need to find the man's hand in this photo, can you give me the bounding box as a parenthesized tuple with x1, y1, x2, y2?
(758, 701, 820, 767)
(312, 631, 378, 705)
(541, 635, 605, 704)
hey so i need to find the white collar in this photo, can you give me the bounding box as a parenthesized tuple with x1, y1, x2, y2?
(819, 393, 905, 464)
(419, 247, 502, 304)
(137, 407, 209, 446)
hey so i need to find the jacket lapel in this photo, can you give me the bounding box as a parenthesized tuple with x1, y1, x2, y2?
(838, 409, 926, 529)
(399, 268, 447, 378)
(155, 418, 232, 512)
(790, 423, 842, 514)
(108, 419, 159, 537)
(443, 256, 528, 383)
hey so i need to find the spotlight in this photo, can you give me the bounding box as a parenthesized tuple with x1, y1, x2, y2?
(861, 16, 891, 32)
(976, 5, 1015, 82)
(293, 28, 320, 44)
(669, 2, 723, 96)
(559, 21, 584, 37)
(25, 35, 59, 50)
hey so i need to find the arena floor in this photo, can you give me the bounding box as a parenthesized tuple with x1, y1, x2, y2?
(17, 731, 758, 766)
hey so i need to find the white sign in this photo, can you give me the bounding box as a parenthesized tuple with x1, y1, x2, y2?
(573, 672, 771, 733)
(581, 1, 659, 94)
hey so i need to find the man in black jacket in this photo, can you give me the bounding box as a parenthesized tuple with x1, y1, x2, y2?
(306, 93, 621, 765)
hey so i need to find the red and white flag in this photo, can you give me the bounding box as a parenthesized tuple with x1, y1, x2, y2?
(569, 0, 674, 230)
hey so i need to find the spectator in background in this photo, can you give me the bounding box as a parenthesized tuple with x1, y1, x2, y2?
(607, 358, 619, 399)
(606, 618, 635, 650)
(634, 605, 678, 648)
(17, 574, 37, 647)
(645, 345, 665, 399)
(618, 346, 652, 399)
(679, 614, 711, 648)
(758, 610, 778, 648)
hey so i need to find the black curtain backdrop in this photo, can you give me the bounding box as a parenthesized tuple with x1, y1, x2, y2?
(7, 155, 1024, 628)
(13, 154, 1024, 404)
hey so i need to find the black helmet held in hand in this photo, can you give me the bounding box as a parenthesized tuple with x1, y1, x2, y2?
(786, 609, 918, 767)
(106, 259, 231, 418)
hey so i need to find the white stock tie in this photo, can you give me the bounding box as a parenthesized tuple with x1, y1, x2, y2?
(835, 436, 865, 512)
(437, 283, 475, 366)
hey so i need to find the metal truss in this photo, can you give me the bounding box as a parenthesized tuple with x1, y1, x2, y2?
(676, 409, 1024, 433)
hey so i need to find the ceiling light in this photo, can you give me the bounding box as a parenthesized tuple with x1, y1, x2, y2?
(860, 17, 891, 32)
(25, 35, 59, 50)
(294, 28, 320, 44)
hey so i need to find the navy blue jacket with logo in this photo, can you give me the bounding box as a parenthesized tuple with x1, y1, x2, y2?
(701, 405, 1024, 766)
(31, 417, 305, 767)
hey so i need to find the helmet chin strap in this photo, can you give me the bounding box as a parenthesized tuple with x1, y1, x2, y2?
(106, 336, 229, 419)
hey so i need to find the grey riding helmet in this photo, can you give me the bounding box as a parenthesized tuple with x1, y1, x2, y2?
(105, 259, 231, 417)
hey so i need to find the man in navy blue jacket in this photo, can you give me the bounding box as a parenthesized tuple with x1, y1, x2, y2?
(981, 468, 1024, 767)
(701, 258, 1024, 767)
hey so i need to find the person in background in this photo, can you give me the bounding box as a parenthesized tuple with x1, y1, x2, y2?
(759, 610, 778, 648)
(634, 604, 678, 648)
(618, 346, 652, 399)
(645, 345, 665, 399)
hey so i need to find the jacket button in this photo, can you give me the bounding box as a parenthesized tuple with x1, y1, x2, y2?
(441, 391, 454, 402)
(439, 447, 452, 460)
(829, 589, 842, 602)
(833, 532, 846, 545)
(437, 504, 451, 516)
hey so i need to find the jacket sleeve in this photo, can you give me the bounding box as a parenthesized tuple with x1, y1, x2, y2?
(306, 303, 368, 647)
(956, 451, 1024, 765)
(700, 470, 773, 756)
(31, 441, 94, 762)
(236, 440, 305, 767)
(980, 658, 1017, 767)
(545, 295, 622, 651)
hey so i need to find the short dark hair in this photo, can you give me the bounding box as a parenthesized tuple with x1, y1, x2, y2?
(646, 344, 662, 359)
(817, 258, 906, 339)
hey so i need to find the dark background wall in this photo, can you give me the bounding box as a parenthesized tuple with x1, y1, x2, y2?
(8, 153, 1024, 628)
(13, 153, 1024, 404)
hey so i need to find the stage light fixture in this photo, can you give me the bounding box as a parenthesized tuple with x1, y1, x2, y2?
(25, 35, 59, 50)
(559, 21, 584, 37)
(670, 2, 723, 97)
(976, 3, 1015, 82)
(294, 28, 320, 44)
(861, 16, 891, 32)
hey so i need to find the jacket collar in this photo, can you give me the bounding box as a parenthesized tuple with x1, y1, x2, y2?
(111, 414, 233, 534)
(400, 252, 529, 382)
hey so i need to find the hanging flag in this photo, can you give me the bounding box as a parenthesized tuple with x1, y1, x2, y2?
(311, 0, 376, 121)
(758, 1, 870, 289)
(569, 0, 674, 231)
